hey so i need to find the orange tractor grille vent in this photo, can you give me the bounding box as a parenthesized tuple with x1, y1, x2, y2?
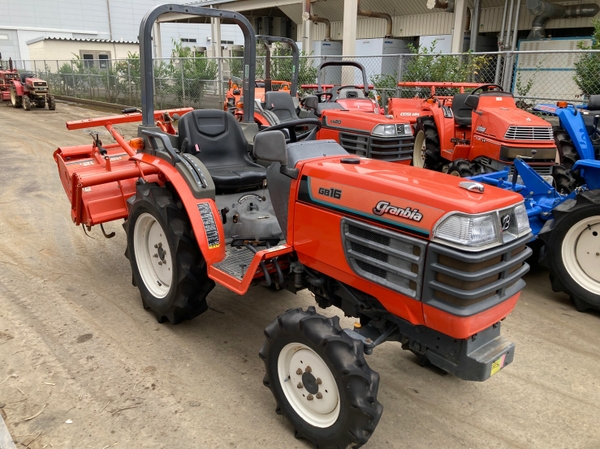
(422, 236, 531, 316)
(504, 126, 553, 140)
(339, 132, 413, 162)
(342, 218, 427, 299)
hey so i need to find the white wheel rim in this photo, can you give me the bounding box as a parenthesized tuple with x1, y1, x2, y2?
(133, 213, 172, 298)
(277, 342, 340, 428)
(10, 89, 15, 105)
(562, 215, 600, 295)
(413, 130, 426, 168)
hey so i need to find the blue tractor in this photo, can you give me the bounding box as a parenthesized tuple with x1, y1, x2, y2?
(534, 98, 600, 192)
(471, 157, 600, 313)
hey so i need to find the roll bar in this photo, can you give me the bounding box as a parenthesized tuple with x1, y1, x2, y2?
(316, 61, 369, 95)
(256, 35, 299, 97)
(139, 4, 256, 125)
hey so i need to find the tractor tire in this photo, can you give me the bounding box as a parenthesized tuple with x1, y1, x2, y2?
(552, 164, 577, 194)
(554, 127, 580, 170)
(10, 88, 22, 108)
(124, 183, 215, 324)
(37, 98, 46, 108)
(447, 159, 474, 177)
(419, 117, 445, 171)
(412, 125, 427, 168)
(47, 95, 56, 110)
(22, 95, 31, 111)
(259, 307, 383, 449)
(539, 190, 600, 312)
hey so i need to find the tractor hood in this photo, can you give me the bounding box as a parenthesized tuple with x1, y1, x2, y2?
(299, 156, 523, 237)
(322, 108, 411, 133)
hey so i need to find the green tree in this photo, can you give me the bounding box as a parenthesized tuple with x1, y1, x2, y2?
(574, 19, 600, 97)
(169, 40, 218, 105)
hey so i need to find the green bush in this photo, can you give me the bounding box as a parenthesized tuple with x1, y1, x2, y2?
(574, 19, 600, 97)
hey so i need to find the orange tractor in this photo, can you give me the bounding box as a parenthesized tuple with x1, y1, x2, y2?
(9, 71, 56, 110)
(301, 61, 415, 162)
(388, 82, 557, 177)
(224, 35, 298, 126)
(53, 5, 533, 448)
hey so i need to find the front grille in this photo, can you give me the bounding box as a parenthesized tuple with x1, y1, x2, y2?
(339, 132, 413, 162)
(509, 165, 553, 177)
(504, 126, 553, 141)
(422, 234, 532, 316)
(342, 218, 426, 299)
(33, 81, 47, 87)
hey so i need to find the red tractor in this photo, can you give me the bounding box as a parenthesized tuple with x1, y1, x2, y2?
(0, 58, 19, 103)
(388, 82, 558, 177)
(301, 61, 414, 163)
(9, 71, 56, 111)
(53, 5, 533, 448)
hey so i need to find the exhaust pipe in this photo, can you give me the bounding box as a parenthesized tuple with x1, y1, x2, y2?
(357, 0, 393, 37)
(527, 0, 599, 39)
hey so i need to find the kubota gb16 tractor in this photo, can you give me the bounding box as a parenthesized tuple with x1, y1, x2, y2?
(53, 5, 532, 448)
(388, 82, 558, 177)
(301, 61, 415, 163)
(10, 71, 56, 111)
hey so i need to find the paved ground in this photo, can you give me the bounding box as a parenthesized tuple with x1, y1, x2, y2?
(0, 101, 599, 449)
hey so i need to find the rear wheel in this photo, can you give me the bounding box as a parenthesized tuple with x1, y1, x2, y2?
(260, 307, 382, 449)
(47, 95, 56, 110)
(419, 117, 445, 171)
(124, 183, 214, 324)
(10, 88, 22, 108)
(22, 95, 31, 111)
(447, 159, 473, 177)
(540, 191, 600, 312)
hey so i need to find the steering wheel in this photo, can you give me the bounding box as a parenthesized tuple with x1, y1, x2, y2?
(315, 92, 333, 102)
(336, 84, 364, 94)
(471, 84, 504, 95)
(258, 118, 322, 143)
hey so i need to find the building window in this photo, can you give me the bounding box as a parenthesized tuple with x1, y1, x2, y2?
(181, 38, 197, 43)
(79, 50, 112, 69)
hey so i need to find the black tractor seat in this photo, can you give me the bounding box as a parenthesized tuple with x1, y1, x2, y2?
(177, 109, 266, 193)
(451, 93, 477, 127)
(264, 91, 299, 122)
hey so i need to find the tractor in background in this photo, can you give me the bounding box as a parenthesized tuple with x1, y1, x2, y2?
(388, 82, 558, 177)
(9, 71, 56, 111)
(0, 57, 19, 103)
(300, 61, 414, 162)
(224, 35, 299, 127)
(533, 98, 600, 192)
(52, 5, 534, 448)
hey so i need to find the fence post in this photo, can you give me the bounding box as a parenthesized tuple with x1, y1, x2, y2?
(180, 59, 186, 106)
(72, 60, 76, 96)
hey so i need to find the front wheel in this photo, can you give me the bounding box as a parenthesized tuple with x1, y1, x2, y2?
(22, 95, 31, 111)
(47, 95, 56, 110)
(260, 307, 383, 448)
(540, 191, 600, 312)
(412, 128, 426, 168)
(10, 88, 22, 108)
(124, 183, 215, 324)
(447, 159, 474, 177)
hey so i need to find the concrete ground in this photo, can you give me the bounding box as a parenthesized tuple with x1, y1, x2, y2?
(0, 101, 599, 449)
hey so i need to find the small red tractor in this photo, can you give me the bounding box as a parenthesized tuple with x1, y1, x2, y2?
(301, 61, 415, 163)
(0, 57, 19, 103)
(9, 71, 56, 111)
(224, 35, 298, 127)
(53, 5, 533, 448)
(388, 82, 558, 177)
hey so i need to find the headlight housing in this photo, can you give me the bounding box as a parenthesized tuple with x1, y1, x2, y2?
(433, 202, 531, 251)
(372, 123, 413, 137)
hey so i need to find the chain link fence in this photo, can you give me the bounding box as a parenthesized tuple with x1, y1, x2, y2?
(9, 49, 600, 113)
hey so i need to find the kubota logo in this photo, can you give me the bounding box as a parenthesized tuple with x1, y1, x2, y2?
(372, 201, 423, 222)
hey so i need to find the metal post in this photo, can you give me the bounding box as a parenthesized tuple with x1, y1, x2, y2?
(180, 58, 186, 106)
